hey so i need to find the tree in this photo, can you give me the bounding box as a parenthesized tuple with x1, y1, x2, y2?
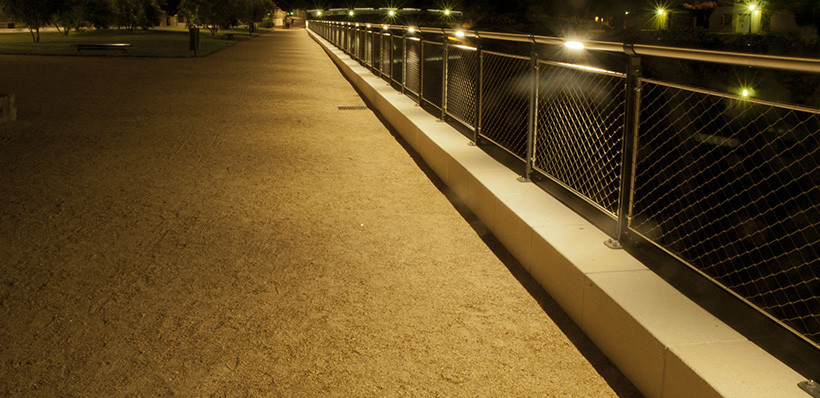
(54, 0, 86, 36)
(83, 0, 118, 29)
(114, 0, 162, 30)
(180, 0, 238, 36)
(0, 0, 60, 42)
(239, 0, 275, 33)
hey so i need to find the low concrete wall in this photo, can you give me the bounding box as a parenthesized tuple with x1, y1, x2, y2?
(307, 30, 810, 397)
(0, 94, 16, 122)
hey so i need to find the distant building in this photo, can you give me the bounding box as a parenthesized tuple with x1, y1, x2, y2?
(274, 9, 306, 29)
(157, 15, 188, 28)
(707, 1, 817, 36)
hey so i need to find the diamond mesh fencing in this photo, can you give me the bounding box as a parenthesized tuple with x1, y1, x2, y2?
(534, 62, 626, 215)
(405, 39, 421, 95)
(480, 52, 530, 160)
(391, 36, 403, 86)
(632, 79, 820, 345)
(421, 41, 443, 109)
(446, 45, 478, 129)
(380, 34, 391, 78)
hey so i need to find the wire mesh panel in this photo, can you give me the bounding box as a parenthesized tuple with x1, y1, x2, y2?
(421, 41, 444, 109)
(391, 36, 403, 86)
(631, 79, 820, 345)
(480, 51, 530, 160)
(405, 39, 421, 95)
(380, 34, 391, 77)
(446, 45, 478, 129)
(535, 62, 626, 215)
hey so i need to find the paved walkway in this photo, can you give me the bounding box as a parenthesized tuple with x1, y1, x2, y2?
(0, 30, 638, 395)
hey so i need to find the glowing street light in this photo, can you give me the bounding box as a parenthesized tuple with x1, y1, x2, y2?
(317, 11, 322, 17)
(407, 27, 415, 33)
(742, 89, 750, 97)
(656, 8, 666, 15)
(564, 41, 585, 50)
(455, 30, 465, 38)
(444, 9, 451, 16)
(348, 10, 355, 17)
(388, 10, 396, 17)
(749, 4, 757, 11)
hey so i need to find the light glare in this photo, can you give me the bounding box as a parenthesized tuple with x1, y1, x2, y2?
(657, 8, 666, 15)
(564, 41, 585, 50)
(455, 30, 465, 38)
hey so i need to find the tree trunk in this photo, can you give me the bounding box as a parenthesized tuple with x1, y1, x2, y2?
(28, 27, 41, 43)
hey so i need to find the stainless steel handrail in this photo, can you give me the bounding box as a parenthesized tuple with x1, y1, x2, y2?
(312, 20, 820, 73)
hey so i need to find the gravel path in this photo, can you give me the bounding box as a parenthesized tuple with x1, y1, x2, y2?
(0, 29, 639, 396)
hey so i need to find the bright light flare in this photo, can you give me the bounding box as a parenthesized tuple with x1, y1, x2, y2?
(407, 27, 415, 33)
(388, 10, 396, 17)
(348, 10, 354, 16)
(748, 4, 757, 11)
(455, 30, 465, 38)
(564, 41, 585, 50)
(444, 9, 451, 16)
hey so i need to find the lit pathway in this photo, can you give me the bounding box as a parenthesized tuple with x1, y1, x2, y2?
(0, 29, 638, 395)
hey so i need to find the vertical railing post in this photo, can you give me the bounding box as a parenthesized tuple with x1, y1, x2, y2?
(474, 34, 482, 146)
(520, 38, 538, 182)
(419, 35, 424, 106)
(402, 30, 407, 94)
(441, 29, 448, 120)
(611, 49, 643, 247)
(389, 30, 394, 82)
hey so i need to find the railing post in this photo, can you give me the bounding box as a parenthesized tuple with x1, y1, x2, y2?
(419, 36, 424, 106)
(474, 34, 482, 146)
(402, 30, 407, 94)
(389, 31, 394, 82)
(611, 48, 643, 248)
(519, 38, 538, 182)
(441, 29, 448, 121)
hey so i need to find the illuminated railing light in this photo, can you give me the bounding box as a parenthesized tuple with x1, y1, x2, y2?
(455, 30, 465, 38)
(564, 41, 585, 50)
(407, 27, 415, 33)
(657, 8, 666, 15)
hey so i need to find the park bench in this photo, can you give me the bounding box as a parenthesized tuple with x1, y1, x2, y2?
(73, 43, 132, 55)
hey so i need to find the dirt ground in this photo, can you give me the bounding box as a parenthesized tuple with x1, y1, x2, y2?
(0, 29, 640, 396)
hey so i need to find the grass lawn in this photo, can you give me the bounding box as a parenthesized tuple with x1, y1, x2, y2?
(0, 27, 268, 57)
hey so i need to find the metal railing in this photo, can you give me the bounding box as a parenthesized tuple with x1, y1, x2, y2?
(308, 20, 820, 379)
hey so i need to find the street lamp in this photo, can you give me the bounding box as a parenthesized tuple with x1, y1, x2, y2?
(564, 41, 585, 50)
